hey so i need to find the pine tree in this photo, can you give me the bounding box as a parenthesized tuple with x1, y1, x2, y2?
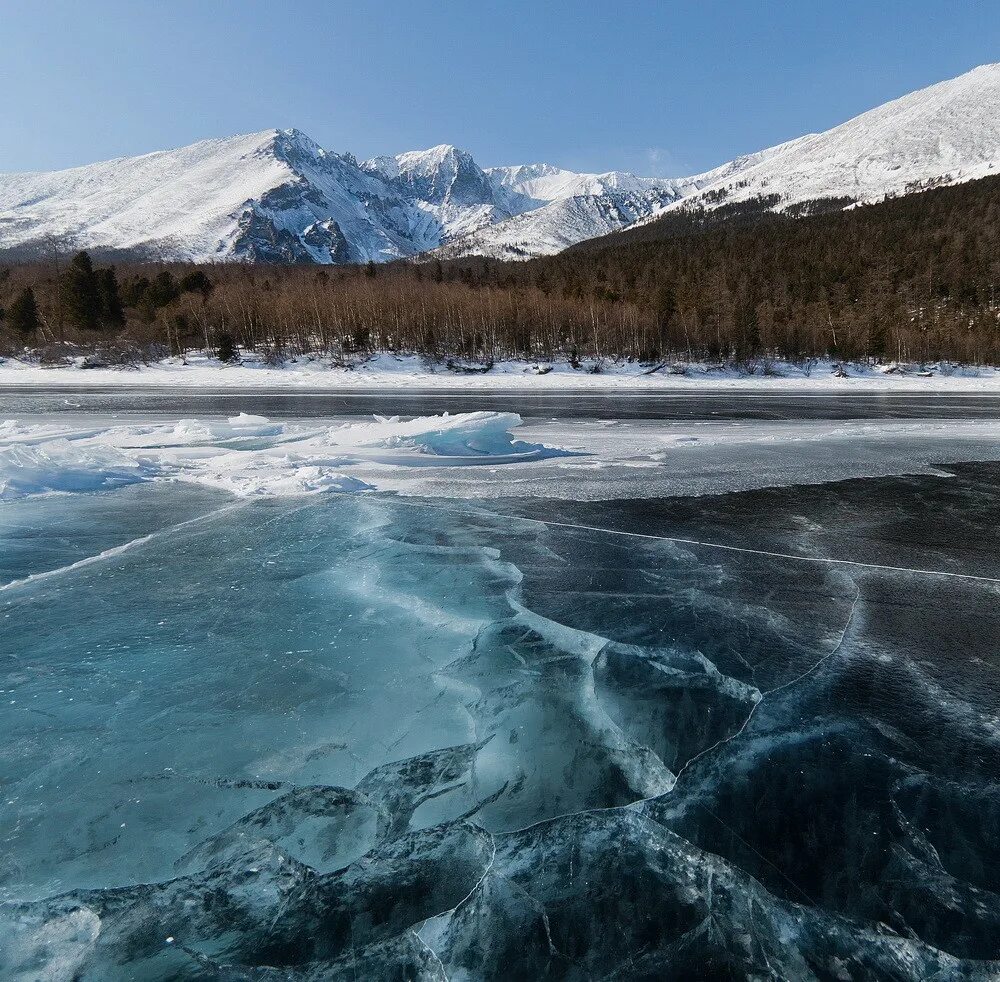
(653, 281, 677, 355)
(147, 270, 178, 308)
(216, 331, 237, 362)
(121, 275, 150, 308)
(61, 251, 102, 330)
(179, 270, 212, 295)
(97, 267, 125, 328)
(8, 286, 40, 337)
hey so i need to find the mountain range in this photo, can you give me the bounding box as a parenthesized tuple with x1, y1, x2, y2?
(2, 63, 999, 264)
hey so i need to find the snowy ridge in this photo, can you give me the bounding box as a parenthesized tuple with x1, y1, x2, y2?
(486, 161, 697, 203)
(439, 146, 806, 259)
(361, 144, 531, 241)
(0, 132, 527, 263)
(0, 130, 292, 261)
(650, 62, 1000, 221)
(0, 129, 425, 264)
(2, 64, 1000, 261)
(434, 164, 704, 259)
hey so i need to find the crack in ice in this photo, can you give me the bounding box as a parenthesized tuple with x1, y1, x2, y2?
(672, 582, 862, 789)
(411, 929, 451, 981)
(492, 581, 864, 846)
(445, 825, 497, 916)
(0, 502, 244, 595)
(386, 499, 1000, 586)
(531, 519, 1000, 586)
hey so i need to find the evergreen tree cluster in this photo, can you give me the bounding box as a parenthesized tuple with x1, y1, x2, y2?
(120, 268, 213, 321)
(60, 251, 124, 331)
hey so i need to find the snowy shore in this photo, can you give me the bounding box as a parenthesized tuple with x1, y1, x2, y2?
(2, 353, 1000, 391)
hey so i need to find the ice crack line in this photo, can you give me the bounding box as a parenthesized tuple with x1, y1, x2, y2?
(520, 517, 1000, 586)
(411, 929, 450, 982)
(411, 825, 496, 979)
(0, 503, 244, 596)
(383, 498, 1000, 586)
(473, 595, 855, 918)
(672, 583, 862, 789)
(447, 825, 497, 916)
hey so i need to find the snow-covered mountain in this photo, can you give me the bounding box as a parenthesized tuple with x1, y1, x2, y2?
(0, 131, 672, 263)
(1, 63, 999, 263)
(461, 63, 1000, 254)
(360, 144, 531, 240)
(433, 166, 701, 260)
(648, 62, 1000, 223)
(0, 130, 523, 263)
(432, 186, 692, 260)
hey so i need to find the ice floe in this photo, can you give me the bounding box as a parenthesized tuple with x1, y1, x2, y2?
(0, 411, 569, 500)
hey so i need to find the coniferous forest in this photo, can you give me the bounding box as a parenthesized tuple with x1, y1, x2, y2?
(2, 173, 1000, 367)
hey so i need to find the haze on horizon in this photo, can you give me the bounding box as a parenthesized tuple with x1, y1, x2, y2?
(3, 0, 1000, 178)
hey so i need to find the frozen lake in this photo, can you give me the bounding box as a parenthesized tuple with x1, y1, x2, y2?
(1, 391, 999, 979)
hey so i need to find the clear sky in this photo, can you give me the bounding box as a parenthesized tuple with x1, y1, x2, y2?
(3, 0, 999, 176)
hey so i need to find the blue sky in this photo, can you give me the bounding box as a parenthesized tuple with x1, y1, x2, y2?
(2, 0, 999, 176)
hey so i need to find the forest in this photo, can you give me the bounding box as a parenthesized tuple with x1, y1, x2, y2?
(1, 172, 999, 368)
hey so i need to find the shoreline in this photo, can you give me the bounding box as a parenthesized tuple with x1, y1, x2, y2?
(2, 354, 1000, 393)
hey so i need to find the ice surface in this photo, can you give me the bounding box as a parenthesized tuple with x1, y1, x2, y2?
(2, 410, 999, 978)
(2, 412, 999, 507)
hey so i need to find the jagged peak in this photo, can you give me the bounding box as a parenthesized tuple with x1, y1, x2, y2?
(394, 144, 477, 176)
(360, 145, 481, 187)
(265, 127, 333, 164)
(360, 154, 401, 180)
(486, 162, 568, 183)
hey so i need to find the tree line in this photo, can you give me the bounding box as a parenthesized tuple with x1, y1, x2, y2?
(2, 173, 1000, 366)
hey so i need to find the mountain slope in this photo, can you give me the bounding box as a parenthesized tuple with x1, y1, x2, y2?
(433, 188, 687, 260)
(0, 129, 436, 263)
(486, 162, 693, 202)
(361, 144, 530, 240)
(457, 63, 1000, 256)
(434, 167, 704, 260)
(650, 62, 1000, 222)
(0, 130, 292, 260)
